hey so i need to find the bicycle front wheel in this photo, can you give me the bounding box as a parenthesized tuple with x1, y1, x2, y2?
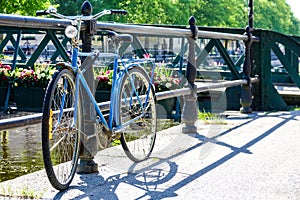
(118, 66, 157, 162)
(41, 69, 81, 190)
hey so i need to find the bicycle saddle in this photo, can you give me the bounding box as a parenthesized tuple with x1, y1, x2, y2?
(108, 31, 133, 43)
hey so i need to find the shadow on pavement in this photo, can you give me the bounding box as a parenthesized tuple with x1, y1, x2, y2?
(50, 111, 298, 199)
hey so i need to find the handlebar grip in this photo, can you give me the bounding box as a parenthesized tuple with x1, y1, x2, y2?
(36, 10, 49, 16)
(110, 10, 127, 15)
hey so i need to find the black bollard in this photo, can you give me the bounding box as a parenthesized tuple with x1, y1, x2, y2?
(182, 16, 199, 134)
(240, 0, 254, 114)
(77, 0, 98, 174)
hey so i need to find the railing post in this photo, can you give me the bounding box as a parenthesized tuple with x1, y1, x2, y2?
(240, 0, 253, 114)
(77, 0, 98, 174)
(182, 16, 199, 134)
(3, 30, 21, 114)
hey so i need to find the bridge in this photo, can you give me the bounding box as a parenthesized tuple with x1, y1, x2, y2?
(0, 3, 299, 118)
(1, 110, 299, 199)
(0, 16, 299, 128)
(0, 1, 300, 198)
(0, 0, 299, 166)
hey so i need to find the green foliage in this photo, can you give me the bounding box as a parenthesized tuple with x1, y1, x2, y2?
(112, 139, 121, 146)
(289, 106, 300, 111)
(0, 0, 51, 15)
(118, 0, 178, 24)
(50, 0, 105, 16)
(0, 184, 44, 199)
(49, 0, 119, 19)
(254, 0, 299, 35)
(19, 186, 35, 198)
(118, 0, 300, 35)
(1, 0, 299, 35)
(198, 110, 227, 124)
(157, 119, 180, 131)
(194, 0, 247, 28)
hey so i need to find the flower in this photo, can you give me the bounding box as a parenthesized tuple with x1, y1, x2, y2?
(95, 67, 113, 90)
(0, 62, 56, 88)
(153, 66, 185, 92)
(14, 68, 38, 88)
(94, 65, 185, 92)
(2, 61, 185, 91)
(0, 61, 13, 86)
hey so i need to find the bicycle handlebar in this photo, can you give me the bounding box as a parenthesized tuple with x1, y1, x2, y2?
(110, 10, 127, 15)
(36, 10, 49, 16)
(36, 8, 127, 21)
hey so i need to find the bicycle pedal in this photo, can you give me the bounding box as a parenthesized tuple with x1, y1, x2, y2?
(103, 128, 113, 137)
(97, 131, 110, 149)
(112, 132, 121, 140)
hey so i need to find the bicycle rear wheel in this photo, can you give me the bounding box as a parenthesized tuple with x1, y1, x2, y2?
(41, 69, 81, 190)
(118, 66, 157, 162)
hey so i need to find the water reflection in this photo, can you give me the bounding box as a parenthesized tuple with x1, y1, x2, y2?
(0, 124, 44, 182)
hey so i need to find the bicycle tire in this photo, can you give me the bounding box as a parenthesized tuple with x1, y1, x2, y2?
(41, 69, 81, 190)
(118, 66, 157, 162)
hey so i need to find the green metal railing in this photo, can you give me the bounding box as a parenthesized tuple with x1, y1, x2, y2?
(0, 13, 299, 113)
(252, 30, 300, 110)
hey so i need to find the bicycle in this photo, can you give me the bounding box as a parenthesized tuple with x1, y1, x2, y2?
(36, 7, 157, 190)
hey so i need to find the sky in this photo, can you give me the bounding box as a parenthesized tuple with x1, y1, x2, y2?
(286, 0, 300, 20)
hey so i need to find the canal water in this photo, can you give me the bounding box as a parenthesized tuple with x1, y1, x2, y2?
(0, 113, 178, 183)
(0, 124, 44, 182)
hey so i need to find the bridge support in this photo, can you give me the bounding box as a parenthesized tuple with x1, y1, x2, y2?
(182, 16, 199, 134)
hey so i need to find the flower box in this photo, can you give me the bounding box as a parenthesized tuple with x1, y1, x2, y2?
(95, 90, 111, 102)
(13, 87, 46, 111)
(0, 62, 55, 111)
(0, 86, 8, 107)
(10, 87, 112, 111)
(1, 62, 182, 117)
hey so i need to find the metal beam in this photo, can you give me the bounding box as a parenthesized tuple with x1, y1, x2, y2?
(0, 14, 72, 30)
(0, 77, 259, 130)
(96, 22, 260, 42)
(0, 14, 259, 42)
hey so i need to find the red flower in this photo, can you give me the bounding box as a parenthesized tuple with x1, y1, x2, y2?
(143, 54, 150, 59)
(96, 76, 109, 82)
(2, 65, 11, 70)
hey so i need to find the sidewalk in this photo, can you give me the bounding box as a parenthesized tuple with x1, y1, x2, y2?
(0, 111, 300, 199)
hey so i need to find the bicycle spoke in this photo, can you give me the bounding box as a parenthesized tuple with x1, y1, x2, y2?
(118, 67, 157, 162)
(42, 69, 80, 190)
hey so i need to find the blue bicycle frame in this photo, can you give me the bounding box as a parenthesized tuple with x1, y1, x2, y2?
(60, 16, 155, 134)
(68, 39, 155, 134)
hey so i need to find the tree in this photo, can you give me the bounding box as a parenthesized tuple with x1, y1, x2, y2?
(0, 0, 51, 15)
(254, 0, 299, 35)
(49, 0, 83, 16)
(48, 0, 300, 35)
(1, 0, 299, 35)
(193, 0, 247, 28)
(117, 0, 178, 24)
